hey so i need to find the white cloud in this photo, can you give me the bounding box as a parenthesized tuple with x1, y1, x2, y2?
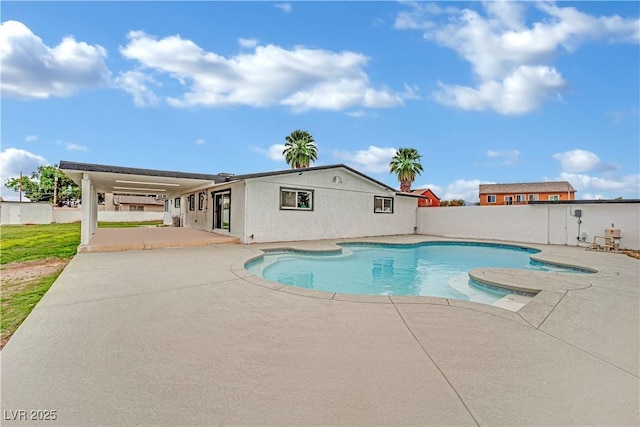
(487, 149, 520, 165)
(254, 144, 287, 162)
(551, 149, 639, 198)
(581, 193, 604, 200)
(25, 134, 38, 142)
(119, 31, 412, 112)
(333, 145, 397, 173)
(195, 138, 206, 145)
(605, 108, 639, 126)
(66, 143, 87, 151)
(0, 20, 109, 99)
(115, 70, 160, 107)
(239, 38, 259, 49)
(552, 149, 616, 173)
(558, 172, 639, 196)
(440, 179, 494, 202)
(0, 148, 49, 200)
(396, 2, 639, 114)
(275, 3, 292, 13)
(434, 65, 566, 115)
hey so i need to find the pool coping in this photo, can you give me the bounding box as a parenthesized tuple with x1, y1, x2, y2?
(230, 235, 600, 328)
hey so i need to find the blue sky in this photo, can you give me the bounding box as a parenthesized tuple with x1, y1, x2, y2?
(1, 1, 639, 202)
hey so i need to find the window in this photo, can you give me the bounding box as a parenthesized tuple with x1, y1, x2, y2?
(280, 188, 313, 210)
(548, 195, 560, 201)
(516, 194, 526, 203)
(528, 194, 539, 202)
(198, 192, 206, 210)
(487, 195, 496, 204)
(174, 197, 181, 208)
(129, 205, 144, 211)
(188, 194, 195, 211)
(164, 200, 169, 212)
(504, 196, 514, 205)
(374, 196, 394, 213)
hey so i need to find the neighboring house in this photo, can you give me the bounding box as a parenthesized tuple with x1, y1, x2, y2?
(479, 181, 576, 206)
(60, 161, 422, 245)
(411, 188, 440, 207)
(103, 193, 164, 212)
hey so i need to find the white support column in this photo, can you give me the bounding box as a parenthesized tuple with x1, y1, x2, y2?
(91, 183, 98, 234)
(81, 173, 92, 245)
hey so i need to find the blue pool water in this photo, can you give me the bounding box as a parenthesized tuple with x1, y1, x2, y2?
(245, 242, 589, 304)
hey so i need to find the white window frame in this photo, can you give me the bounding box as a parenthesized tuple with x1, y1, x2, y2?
(548, 195, 560, 201)
(528, 194, 539, 202)
(280, 188, 314, 211)
(487, 195, 496, 204)
(188, 194, 195, 211)
(516, 194, 526, 203)
(504, 196, 514, 205)
(374, 196, 394, 213)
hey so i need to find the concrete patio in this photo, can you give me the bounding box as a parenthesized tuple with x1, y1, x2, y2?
(78, 226, 239, 253)
(1, 236, 638, 426)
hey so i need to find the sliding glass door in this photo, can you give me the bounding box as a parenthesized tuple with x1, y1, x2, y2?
(213, 191, 231, 231)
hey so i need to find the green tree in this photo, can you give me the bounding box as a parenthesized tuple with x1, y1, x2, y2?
(283, 130, 318, 169)
(440, 199, 466, 207)
(4, 165, 80, 205)
(390, 148, 424, 192)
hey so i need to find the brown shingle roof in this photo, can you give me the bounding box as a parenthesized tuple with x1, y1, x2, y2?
(479, 181, 576, 194)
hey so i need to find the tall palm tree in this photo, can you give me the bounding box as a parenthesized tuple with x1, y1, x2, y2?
(283, 130, 318, 169)
(390, 147, 424, 192)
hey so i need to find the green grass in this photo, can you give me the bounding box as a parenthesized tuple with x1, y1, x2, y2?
(0, 221, 163, 264)
(0, 223, 81, 265)
(1, 271, 62, 346)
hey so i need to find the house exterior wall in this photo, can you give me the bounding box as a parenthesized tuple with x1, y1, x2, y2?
(242, 168, 416, 244)
(417, 202, 640, 250)
(179, 181, 246, 241)
(479, 191, 575, 206)
(417, 190, 440, 207)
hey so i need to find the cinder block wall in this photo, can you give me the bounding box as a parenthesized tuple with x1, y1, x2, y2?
(418, 202, 640, 250)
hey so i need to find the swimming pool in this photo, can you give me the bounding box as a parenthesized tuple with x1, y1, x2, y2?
(245, 242, 589, 304)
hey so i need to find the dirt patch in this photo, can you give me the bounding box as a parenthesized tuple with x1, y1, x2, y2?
(2, 258, 70, 293)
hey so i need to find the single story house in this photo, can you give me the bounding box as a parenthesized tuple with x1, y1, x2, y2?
(60, 161, 423, 245)
(479, 181, 576, 206)
(411, 188, 440, 207)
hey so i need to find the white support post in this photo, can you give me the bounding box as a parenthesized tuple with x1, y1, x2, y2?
(81, 173, 92, 245)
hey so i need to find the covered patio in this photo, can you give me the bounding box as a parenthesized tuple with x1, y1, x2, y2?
(60, 160, 232, 247)
(79, 227, 239, 253)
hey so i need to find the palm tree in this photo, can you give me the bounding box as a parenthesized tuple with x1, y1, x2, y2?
(283, 130, 318, 169)
(390, 148, 424, 192)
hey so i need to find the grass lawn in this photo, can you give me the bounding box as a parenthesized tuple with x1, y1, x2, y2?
(0, 220, 162, 348)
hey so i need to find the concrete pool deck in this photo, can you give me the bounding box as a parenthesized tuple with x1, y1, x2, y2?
(1, 235, 638, 426)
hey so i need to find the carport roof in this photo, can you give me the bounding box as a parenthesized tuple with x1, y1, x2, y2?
(60, 160, 230, 195)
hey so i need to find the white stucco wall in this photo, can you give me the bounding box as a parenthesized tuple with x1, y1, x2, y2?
(243, 168, 416, 244)
(180, 182, 246, 241)
(0, 202, 53, 225)
(418, 202, 640, 250)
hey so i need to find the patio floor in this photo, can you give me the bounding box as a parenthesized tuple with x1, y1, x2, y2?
(78, 226, 239, 252)
(2, 235, 638, 425)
